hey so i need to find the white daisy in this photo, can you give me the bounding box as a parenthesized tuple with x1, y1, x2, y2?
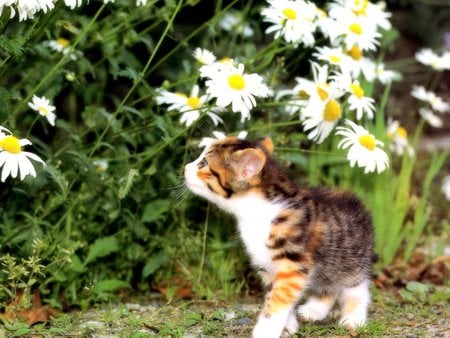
(261, 0, 318, 47)
(309, 62, 344, 102)
(193, 48, 216, 65)
(280, 77, 315, 115)
(336, 119, 389, 174)
(386, 119, 414, 156)
(199, 130, 247, 148)
(0, 128, 45, 182)
(315, 6, 340, 42)
(204, 62, 272, 122)
(64, 0, 82, 9)
(156, 85, 221, 127)
(342, 44, 368, 78)
(1, 0, 55, 21)
(47, 37, 79, 61)
(374, 63, 402, 84)
(419, 108, 443, 128)
(332, 71, 375, 120)
(411, 85, 450, 113)
(313, 46, 353, 71)
(442, 176, 450, 201)
(329, 0, 392, 30)
(302, 98, 342, 143)
(93, 159, 108, 173)
(328, 8, 381, 51)
(415, 48, 450, 71)
(199, 57, 235, 79)
(218, 11, 254, 38)
(28, 95, 57, 126)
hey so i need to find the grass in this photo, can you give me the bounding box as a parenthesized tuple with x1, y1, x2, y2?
(1, 285, 448, 337)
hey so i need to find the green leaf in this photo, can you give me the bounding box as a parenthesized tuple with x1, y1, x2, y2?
(142, 251, 167, 277)
(430, 289, 450, 304)
(93, 279, 130, 293)
(142, 199, 171, 223)
(12, 328, 32, 337)
(118, 169, 139, 199)
(406, 281, 429, 295)
(84, 236, 119, 265)
(71, 254, 85, 273)
(398, 289, 415, 303)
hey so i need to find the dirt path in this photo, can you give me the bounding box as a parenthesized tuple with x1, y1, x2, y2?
(5, 287, 447, 337)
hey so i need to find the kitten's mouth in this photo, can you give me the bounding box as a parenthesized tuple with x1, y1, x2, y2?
(184, 178, 203, 191)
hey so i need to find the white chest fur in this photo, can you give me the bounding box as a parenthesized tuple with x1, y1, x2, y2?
(224, 193, 284, 272)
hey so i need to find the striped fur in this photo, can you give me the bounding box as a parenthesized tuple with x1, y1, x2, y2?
(184, 137, 374, 338)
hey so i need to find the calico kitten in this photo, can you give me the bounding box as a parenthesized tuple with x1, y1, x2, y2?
(184, 136, 374, 338)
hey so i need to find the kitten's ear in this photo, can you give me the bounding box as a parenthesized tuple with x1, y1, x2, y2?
(232, 148, 266, 181)
(260, 137, 273, 154)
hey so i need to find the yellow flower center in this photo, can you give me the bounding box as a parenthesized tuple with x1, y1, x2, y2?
(329, 55, 342, 64)
(316, 8, 327, 18)
(38, 106, 49, 116)
(282, 8, 297, 20)
(351, 0, 368, 15)
(57, 37, 70, 47)
(219, 57, 232, 64)
(347, 45, 363, 60)
(187, 96, 201, 109)
(396, 127, 408, 139)
(323, 100, 341, 121)
(228, 74, 246, 90)
(358, 134, 376, 151)
(349, 23, 363, 35)
(298, 90, 310, 99)
(0, 135, 21, 154)
(317, 83, 330, 101)
(350, 83, 364, 98)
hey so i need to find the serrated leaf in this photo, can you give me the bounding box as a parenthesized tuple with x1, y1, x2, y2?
(118, 169, 139, 199)
(142, 199, 170, 223)
(143, 251, 166, 277)
(84, 236, 119, 265)
(117, 67, 140, 81)
(93, 279, 130, 293)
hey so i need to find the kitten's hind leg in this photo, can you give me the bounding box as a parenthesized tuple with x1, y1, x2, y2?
(298, 293, 337, 322)
(338, 279, 371, 329)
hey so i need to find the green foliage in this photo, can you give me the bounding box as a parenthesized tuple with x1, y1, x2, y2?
(398, 281, 450, 305)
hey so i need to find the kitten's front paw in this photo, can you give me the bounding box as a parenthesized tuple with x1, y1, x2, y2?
(283, 311, 299, 337)
(252, 318, 281, 338)
(339, 312, 367, 330)
(252, 310, 290, 338)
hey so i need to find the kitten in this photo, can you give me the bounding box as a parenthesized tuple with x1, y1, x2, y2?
(184, 136, 374, 338)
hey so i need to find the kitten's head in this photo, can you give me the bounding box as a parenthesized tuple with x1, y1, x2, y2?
(184, 137, 273, 207)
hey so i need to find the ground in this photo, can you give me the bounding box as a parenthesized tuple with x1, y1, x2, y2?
(2, 285, 448, 337)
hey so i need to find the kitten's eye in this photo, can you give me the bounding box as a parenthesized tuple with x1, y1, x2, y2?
(198, 158, 208, 168)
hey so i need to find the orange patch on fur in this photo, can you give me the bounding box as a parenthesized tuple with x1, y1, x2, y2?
(342, 297, 360, 315)
(285, 281, 304, 292)
(306, 222, 325, 253)
(197, 171, 210, 180)
(275, 270, 303, 280)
